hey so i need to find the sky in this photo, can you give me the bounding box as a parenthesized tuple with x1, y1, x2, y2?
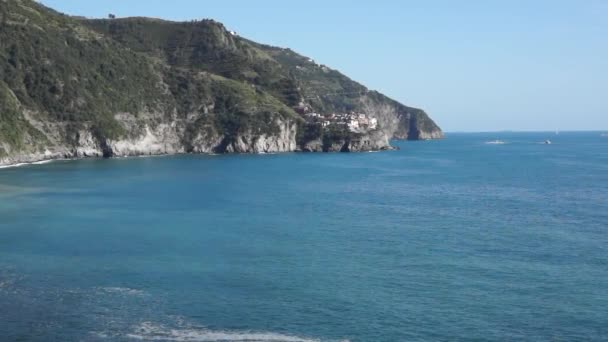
(39, 0, 608, 132)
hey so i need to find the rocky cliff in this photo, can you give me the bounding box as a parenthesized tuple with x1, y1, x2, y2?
(0, 0, 442, 167)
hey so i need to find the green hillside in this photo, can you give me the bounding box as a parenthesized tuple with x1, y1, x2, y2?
(0, 0, 442, 165)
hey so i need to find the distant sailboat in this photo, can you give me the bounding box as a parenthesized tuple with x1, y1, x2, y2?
(555, 129, 560, 135)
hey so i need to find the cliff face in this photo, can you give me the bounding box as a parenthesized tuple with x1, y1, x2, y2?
(0, 115, 299, 166)
(0, 0, 442, 167)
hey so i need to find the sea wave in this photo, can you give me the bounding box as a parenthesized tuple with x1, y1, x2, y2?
(124, 322, 346, 342)
(96, 286, 146, 296)
(0, 270, 24, 295)
(0, 159, 57, 169)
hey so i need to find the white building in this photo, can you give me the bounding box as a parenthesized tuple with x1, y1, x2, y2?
(369, 118, 378, 130)
(348, 119, 360, 130)
(306, 112, 321, 118)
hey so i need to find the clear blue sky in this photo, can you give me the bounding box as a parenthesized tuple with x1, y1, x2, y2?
(40, 0, 608, 132)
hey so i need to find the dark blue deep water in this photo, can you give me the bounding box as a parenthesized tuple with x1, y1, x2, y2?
(1, 132, 607, 341)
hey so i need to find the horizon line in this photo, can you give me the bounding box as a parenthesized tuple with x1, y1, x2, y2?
(443, 129, 607, 134)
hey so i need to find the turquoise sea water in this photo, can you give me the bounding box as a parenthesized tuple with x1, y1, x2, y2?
(1, 132, 607, 341)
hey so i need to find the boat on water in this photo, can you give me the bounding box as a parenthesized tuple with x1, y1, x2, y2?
(544, 140, 552, 145)
(485, 140, 506, 145)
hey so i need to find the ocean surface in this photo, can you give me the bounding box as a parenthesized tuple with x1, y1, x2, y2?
(1, 132, 607, 341)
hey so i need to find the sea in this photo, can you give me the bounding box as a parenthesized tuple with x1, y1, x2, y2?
(0, 132, 607, 341)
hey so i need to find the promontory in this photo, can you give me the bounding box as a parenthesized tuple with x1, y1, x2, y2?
(0, 0, 442, 166)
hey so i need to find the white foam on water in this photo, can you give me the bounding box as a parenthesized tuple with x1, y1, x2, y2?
(124, 322, 347, 342)
(0, 163, 28, 169)
(32, 160, 54, 165)
(136, 154, 171, 158)
(96, 286, 146, 296)
(0, 159, 58, 169)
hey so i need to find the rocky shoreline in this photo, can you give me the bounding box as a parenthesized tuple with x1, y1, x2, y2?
(0, 144, 402, 169)
(0, 115, 412, 168)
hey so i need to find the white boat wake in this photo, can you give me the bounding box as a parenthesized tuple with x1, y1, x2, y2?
(485, 140, 506, 145)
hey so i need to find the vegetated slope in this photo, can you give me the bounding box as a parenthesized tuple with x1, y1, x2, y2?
(0, 0, 442, 166)
(84, 17, 443, 141)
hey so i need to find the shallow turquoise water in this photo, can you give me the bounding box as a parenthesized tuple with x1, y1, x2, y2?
(1, 132, 607, 341)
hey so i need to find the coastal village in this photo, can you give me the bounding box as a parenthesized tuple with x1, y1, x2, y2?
(301, 111, 378, 132)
